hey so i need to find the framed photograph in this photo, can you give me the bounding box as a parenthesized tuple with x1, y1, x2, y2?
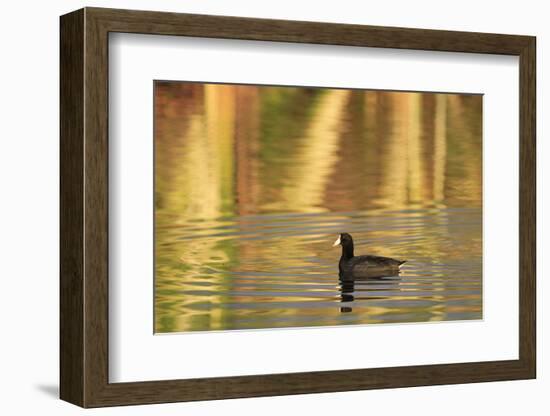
(60, 7, 536, 408)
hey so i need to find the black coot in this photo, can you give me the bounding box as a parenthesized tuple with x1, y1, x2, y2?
(333, 233, 406, 279)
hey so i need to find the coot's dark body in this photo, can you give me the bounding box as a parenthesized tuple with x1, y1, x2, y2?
(333, 233, 406, 279)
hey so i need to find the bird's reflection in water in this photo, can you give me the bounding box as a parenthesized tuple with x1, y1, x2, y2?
(339, 279, 355, 313)
(338, 270, 402, 313)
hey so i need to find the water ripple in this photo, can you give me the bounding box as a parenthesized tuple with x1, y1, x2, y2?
(156, 207, 482, 332)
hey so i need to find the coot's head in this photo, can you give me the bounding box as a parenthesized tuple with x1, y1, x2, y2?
(332, 233, 353, 247)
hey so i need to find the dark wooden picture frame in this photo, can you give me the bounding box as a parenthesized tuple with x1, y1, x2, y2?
(60, 7, 536, 408)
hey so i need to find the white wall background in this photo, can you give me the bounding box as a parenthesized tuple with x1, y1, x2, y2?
(0, 0, 545, 414)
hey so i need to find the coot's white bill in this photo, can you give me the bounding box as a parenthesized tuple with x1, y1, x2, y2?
(332, 236, 341, 247)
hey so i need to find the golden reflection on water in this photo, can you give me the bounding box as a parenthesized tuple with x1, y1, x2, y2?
(155, 82, 482, 333)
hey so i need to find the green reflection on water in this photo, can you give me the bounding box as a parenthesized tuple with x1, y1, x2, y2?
(154, 82, 482, 333)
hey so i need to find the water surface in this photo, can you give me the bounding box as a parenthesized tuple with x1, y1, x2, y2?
(154, 83, 482, 333)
